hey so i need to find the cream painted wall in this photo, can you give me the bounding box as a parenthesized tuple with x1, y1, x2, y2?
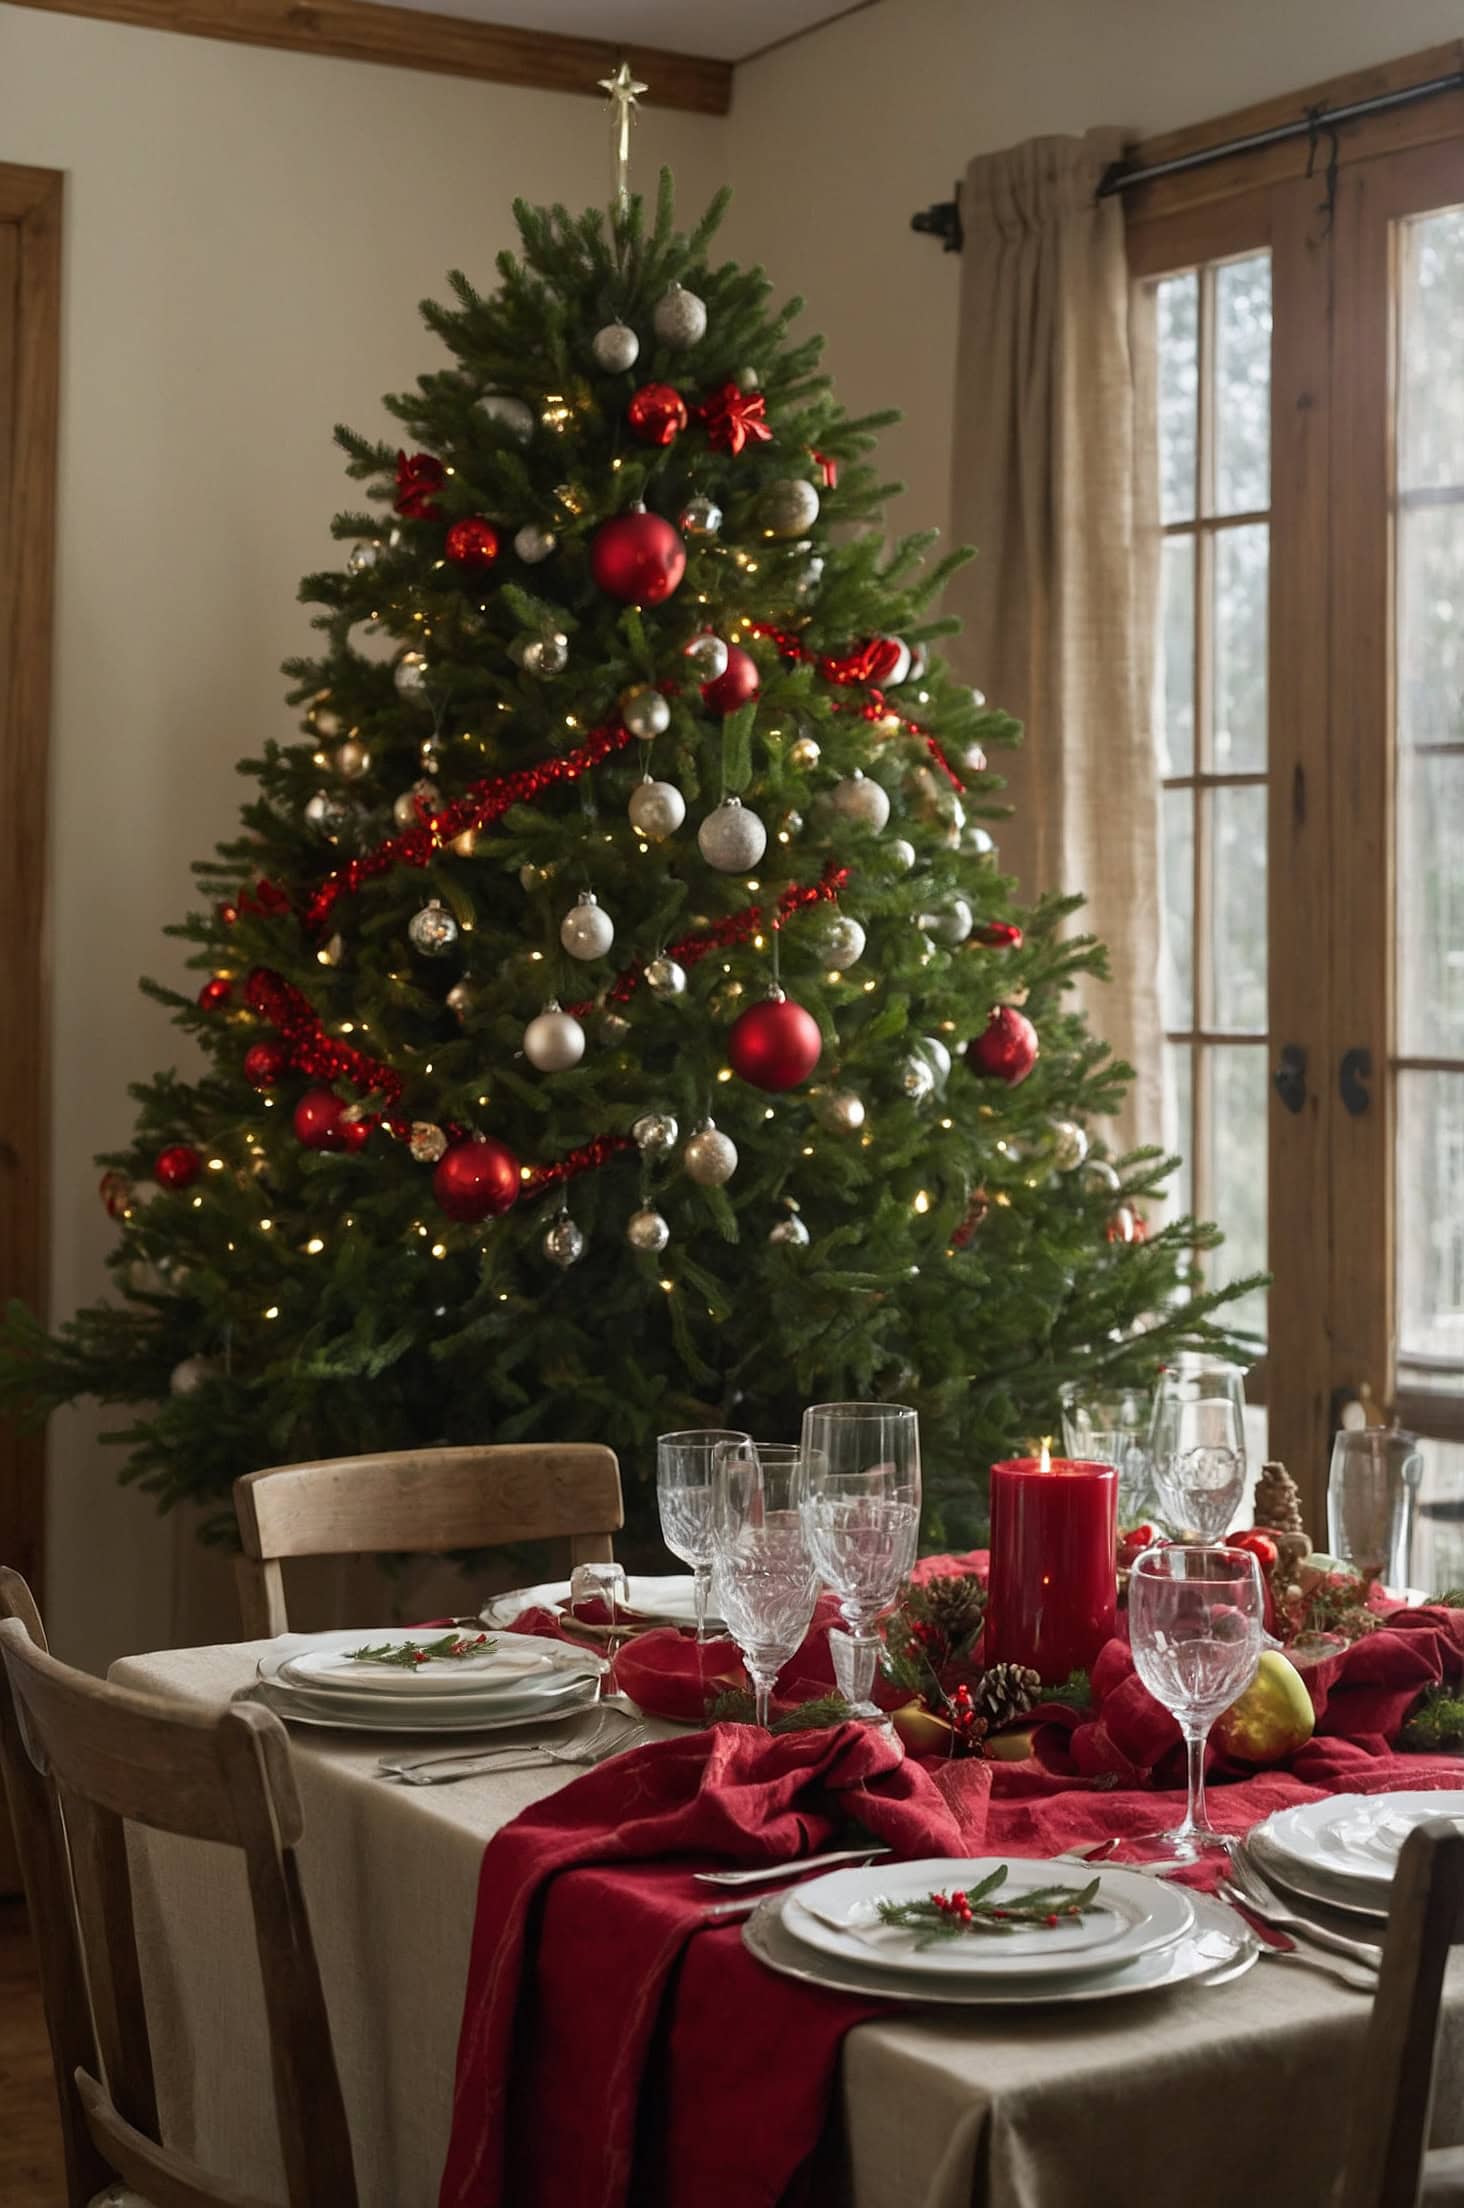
(724, 0, 1464, 545)
(0, 4, 726, 1669)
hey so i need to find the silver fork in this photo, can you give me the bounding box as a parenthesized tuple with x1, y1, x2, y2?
(387, 1721, 652, 1785)
(379, 1709, 644, 1781)
(1218, 1860, 1382, 1973)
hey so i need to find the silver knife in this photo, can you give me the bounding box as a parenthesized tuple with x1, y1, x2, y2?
(693, 1844, 893, 1887)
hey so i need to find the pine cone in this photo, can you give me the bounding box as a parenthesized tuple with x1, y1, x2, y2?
(920, 1572, 986, 1642)
(1254, 1460, 1305, 1536)
(972, 1661, 1042, 1728)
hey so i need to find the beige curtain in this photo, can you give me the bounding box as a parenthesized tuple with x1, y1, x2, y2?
(948, 128, 1163, 1157)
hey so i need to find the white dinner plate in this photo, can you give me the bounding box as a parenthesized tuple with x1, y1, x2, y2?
(263, 1669, 599, 1727)
(279, 1630, 600, 1699)
(249, 1672, 603, 1735)
(482, 1574, 724, 1632)
(1259, 1791, 1464, 1893)
(1244, 1828, 1391, 1923)
(743, 1886, 1252, 2007)
(781, 1857, 1195, 1980)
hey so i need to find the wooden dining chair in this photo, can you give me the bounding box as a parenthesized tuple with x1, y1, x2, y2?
(232, 1440, 624, 1638)
(0, 1566, 357, 2208)
(1337, 1818, 1464, 2207)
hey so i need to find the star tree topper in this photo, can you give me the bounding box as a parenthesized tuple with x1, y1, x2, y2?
(598, 58, 648, 211)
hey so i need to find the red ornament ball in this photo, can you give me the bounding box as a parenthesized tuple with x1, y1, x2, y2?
(394, 450, 444, 521)
(727, 994, 822, 1092)
(626, 382, 688, 447)
(965, 1006, 1039, 1086)
(293, 1087, 371, 1153)
(590, 511, 686, 605)
(444, 515, 501, 570)
(216, 900, 239, 927)
(1228, 1528, 1280, 1574)
(154, 1144, 202, 1191)
(98, 1168, 133, 1219)
(432, 1135, 521, 1222)
(701, 644, 761, 717)
(1106, 1202, 1148, 1246)
(243, 1040, 290, 1090)
(975, 920, 1025, 950)
(197, 976, 233, 1012)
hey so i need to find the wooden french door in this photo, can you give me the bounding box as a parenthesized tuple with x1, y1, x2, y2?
(0, 162, 61, 1889)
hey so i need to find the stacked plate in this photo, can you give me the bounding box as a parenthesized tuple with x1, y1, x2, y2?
(1248, 1790, 1464, 1922)
(743, 1856, 1258, 2007)
(254, 1627, 605, 1735)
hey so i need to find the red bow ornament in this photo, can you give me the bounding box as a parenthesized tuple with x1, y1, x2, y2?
(820, 637, 906, 687)
(694, 382, 773, 456)
(394, 450, 445, 520)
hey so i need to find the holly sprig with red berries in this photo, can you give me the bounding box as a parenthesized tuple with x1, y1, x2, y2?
(876, 1865, 1101, 1944)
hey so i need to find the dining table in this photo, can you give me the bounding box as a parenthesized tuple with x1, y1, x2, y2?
(111, 1576, 1464, 2208)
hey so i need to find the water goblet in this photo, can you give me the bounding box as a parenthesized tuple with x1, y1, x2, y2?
(709, 1441, 820, 1729)
(657, 1428, 750, 1642)
(799, 1403, 920, 1718)
(1149, 1358, 1248, 1540)
(1060, 1380, 1155, 1525)
(1126, 1543, 1265, 1861)
(1328, 1426, 1424, 1591)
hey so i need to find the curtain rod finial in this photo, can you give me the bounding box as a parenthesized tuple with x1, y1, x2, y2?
(911, 190, 963, 252)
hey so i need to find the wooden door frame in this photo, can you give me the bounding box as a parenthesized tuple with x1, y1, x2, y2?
(0, 162, 61, 1611)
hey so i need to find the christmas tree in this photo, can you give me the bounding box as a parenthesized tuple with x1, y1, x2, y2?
(0, 172, 1256, 1555)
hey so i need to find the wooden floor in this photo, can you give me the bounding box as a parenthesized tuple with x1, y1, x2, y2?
(0, 1899, 66, 2206)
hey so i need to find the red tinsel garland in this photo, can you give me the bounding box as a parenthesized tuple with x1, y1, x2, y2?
(748, 621, 967, 794)
(566, 861, 850, 1017)
(244, 968, 405, 1108)
(521, 1134, 636, 1199)
(303, 720, 638, 932)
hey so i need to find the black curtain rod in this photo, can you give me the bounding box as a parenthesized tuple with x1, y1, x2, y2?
(910, 66, 1464, 249)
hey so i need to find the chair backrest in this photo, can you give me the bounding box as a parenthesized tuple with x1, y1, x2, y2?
(232, 1441, 624, 1637)
(0, 1566, 357, 2208)
(1337, 1818, 1464, 2208)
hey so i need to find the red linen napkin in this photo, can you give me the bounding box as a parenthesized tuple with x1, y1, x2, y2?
(437, 1719, 976, 2208)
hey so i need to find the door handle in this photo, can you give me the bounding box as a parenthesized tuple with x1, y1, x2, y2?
(1339, 1048, 1372, 1116)
(1272, 1044, 1307, 1116)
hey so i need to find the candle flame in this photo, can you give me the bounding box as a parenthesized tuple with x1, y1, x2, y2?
(1038, 1436, 1052, 1474)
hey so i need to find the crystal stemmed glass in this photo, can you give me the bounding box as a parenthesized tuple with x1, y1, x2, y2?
(799, 1403, 921, 1718)
(1127, 1544, 1265, 1861)
(1060, 1380, 1156, 1525)
(657, 1429, 751, 1642)
(709, 1440, 821, 1728)
(1148, 1358, 1248, 1540)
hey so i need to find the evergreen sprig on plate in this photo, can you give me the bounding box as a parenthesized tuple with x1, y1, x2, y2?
(343, 1630, 497, 1669)
(876, 1864, 1101, 1945)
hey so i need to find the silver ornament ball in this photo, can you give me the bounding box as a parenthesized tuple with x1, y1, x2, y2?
(653, 282, 707, 350)
(543, 1214, 585, 1268)
(684, 1121, 738, 1187)
(679, 495, 723, 537)
(304, 789, 350, 837)
(514, 522, 557, 565)
(794, 556, 825, 601)
(347, 541, 381, 575)
(336, 737, 371, 780)
(1083, 1156, 1121, 1194)
(900, 1054, 935, 1103)
(816, 1089, 866, 1134)
(311, 702, 343, 737)
(1050, 1119, 1090, 1172)
(820, 915, 866, 971)
(170, 1355, 216, 1397)
(480, 392, 535, 442)
(445, 979, 474, 1023)
(698, 797, 767, 873)
(645, 955, 687, 998)
(626, 1206, 670, 1254)
(522, 629, 569, 677)
(620, 683, 671, 740)
(559, 891, 614, 961)
(682, 633, 729, 682)
(597, 1007, 632, 1045)
(760, 477, 821, 539)
(962, 824, 996, 859)
(920, 1035, 953, 1084)
(918, 896, 974, 946)
(888, 837, 917, 873)
(523, 1003, 586, 1072)
(394, 650, 431, 702)
(393, 779, 441, 828)
(788, 733, 821, 770)
(633, 1111, 679, 1156)
(408, 899, 459, 958)
(769, 1213, 810, 1247)
(628, 779, 685, 841)
(592, 321, 640, 373)
(408, 1121, 449, 1164)
(828, 773, 891, 832)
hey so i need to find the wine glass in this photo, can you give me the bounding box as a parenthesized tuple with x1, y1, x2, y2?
(1127, 1544, 1265, 1861)
(657, 1429, 750, 1642)
(1060, 1380, 1155, 1525)
(709, 1440, 820, 1729)
(799, 1402, 920, 1718)
(1328, 1426, 1424, 1590)
(1148, 1357, 1248, 1540)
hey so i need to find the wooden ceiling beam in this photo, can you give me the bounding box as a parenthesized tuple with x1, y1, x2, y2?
(4, 0, 734, 114)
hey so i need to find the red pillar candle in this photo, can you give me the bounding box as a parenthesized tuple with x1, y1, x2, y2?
(985, 1455, 1118, 1684)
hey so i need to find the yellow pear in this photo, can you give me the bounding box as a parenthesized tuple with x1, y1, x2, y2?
(1212, 1650, 1315, 1766)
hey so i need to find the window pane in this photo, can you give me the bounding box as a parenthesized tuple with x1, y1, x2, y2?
(1213, 524, 1269, 771)
(1414, 1437, 1464, 1598)
(1161, 788, 1194, 1031)
(1397, 501, 1464, 748)
(1398, 207, 1464, 494)
(1210, 784, 1267, 1032)
(1165, 1042, 1193, 1216)
(1208, 1044, 1268, 1341)
(1157, 272, 1198, 523)
(1397, 1072, 1464, 1374)
(1159, 534, 1195, 776)
(1398, 746, 1464, 1059)
(1214, 254, 1272, 515)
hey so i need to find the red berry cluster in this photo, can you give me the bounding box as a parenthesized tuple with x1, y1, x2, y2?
(930, 1889, 976, 1926)
(948, 1682, 983, 1740)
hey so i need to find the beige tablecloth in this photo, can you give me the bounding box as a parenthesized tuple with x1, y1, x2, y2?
(111, 1627, 1464, 2208)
